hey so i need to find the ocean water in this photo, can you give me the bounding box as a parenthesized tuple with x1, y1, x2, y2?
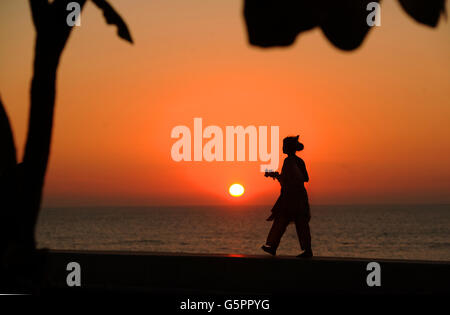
(36, 204, 450, 261)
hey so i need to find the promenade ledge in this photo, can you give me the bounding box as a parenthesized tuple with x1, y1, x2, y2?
(40, 250, 450, 295)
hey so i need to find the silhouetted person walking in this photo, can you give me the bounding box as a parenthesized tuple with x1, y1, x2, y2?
(262, 135, 312, 258)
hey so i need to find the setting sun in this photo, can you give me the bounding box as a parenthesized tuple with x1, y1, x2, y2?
(229, 184, 244, 197)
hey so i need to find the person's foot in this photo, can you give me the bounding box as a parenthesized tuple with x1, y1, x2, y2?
(296, 250, 313, 258)
(261, 245, 276, 256)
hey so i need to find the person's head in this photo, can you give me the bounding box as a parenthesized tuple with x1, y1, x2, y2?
(282, 135, 304, 155)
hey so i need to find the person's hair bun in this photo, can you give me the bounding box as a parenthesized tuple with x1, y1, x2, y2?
(283, 135, 304, 152)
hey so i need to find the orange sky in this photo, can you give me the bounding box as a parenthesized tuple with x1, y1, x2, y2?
(0, 0, 449, 206)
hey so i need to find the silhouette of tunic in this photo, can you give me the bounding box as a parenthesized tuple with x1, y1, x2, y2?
(267, 155, 310, 223)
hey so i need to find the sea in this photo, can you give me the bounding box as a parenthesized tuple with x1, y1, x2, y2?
(36, 204, 450, 261)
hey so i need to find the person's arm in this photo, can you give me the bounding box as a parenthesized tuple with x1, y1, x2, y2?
(301, 159, 309, 183)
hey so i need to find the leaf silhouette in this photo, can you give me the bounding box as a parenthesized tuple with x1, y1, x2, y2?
(398, 0, 446, 27)
(244, 1, 317, 47)
(244, 0, 447, 51)
(92, 0, 133, 43)
(319, 0, 377, 51)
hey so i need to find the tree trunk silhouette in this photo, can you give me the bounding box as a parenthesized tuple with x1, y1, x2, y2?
(0, 0, 132, 290)
(0, 97, 17, 257)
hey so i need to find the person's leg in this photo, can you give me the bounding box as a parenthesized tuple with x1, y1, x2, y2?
(295, 218, 312, 255)
(265, 216, 289, 252)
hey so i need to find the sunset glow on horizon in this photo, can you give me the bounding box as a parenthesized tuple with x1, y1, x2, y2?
(0, 1, 449, 207)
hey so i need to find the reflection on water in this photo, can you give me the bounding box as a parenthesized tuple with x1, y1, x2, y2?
(36, 204, 450, 261)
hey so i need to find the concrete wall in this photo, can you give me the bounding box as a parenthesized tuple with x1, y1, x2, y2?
(41, 250, 450, 295)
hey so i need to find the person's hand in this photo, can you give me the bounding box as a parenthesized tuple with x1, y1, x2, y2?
(264, 171, 279, 180)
